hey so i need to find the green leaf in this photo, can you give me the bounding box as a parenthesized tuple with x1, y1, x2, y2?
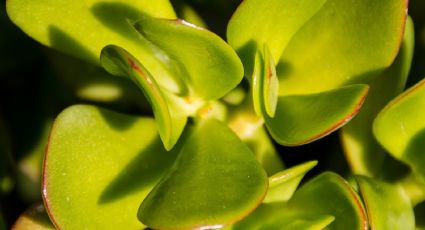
(132, 16, 244, 99)
(341, 16, 415, 176)
(138, 119, 268, 229)
(251, 44, 279, 117)
(374, 77, 425, 179)
(174, 3, 208, 28)
(6, 0, 184, 94)
(230, 202, 334, 230)
(101, 45, 187, 150)
(47, 50, 148, 109)
(42, 105, 178, 229)
(227, 0, 327, 75)
(356, 176, 414, 230)
(265, 84, 369, 146)
(278, 0, 408, 95)
(227, 104, 284, 175)
(287, 172, 367, 230)
(11, 204, 55, 230)
(264, 161, 317, 203)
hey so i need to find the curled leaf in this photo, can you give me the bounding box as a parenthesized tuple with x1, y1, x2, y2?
(101, 45, 186, 150)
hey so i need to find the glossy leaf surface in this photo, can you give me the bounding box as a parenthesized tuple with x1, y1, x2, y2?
(101, 45, 187, 150)
(6, 0, 182, 93)
(374, 77, 425, 179)
(287, 172, 367, 230)
(227, 108, 284, 176)
(11, 204, 55, 230)
(43, 105, 178, 229)
(278, 0, 408, 95)
(265, 84, 369, 146)
(227, 0, 327, 74)
(251, 45, 279, 117)
(230, 202, 334, 230)
(138, 119, 268, 229)
(341, 17, 414, 176)
(133, 17, 243, 99)
(356, 176, 414, 230)
(264, 161, 317, 203)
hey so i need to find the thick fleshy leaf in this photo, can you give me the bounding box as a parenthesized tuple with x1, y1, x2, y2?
(374, 77, 425, 179)
(264, 161, 317, 203)
(287, 172, 367, 230)
(265, 84, 369, 146)
(101, 45, 187, 150)
(356, 176, 414, 230)
(138, 119, 268, 229)
(229, 202, 334, 230)
(251, 45, 279, 117)
(132, 16, 244, 99)
(341, 16, 414, 176)
(11, 204, 55, 230)
(6, 0, 184, 94)
(47, 49, 148, 109)
(174, 3, 208, 28)
(227, 105, 284, 175)
(278, 0, 408, 95)
(227, 0, 327, 75)
(42, 105, 178, 229)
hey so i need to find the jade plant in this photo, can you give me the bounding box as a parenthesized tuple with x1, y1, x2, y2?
(2, 0, 425, 229)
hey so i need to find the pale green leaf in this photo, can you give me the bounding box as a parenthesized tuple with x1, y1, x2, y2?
(230, 202, 334, 230)
(132, 16, 244, 99)
(374, 77, 425, 179)
(278, 0, 408, 95)
(100, 45, 187, 150)
(6, 0, 184, 94)
(264, 161, 317, 203)
(356, 176, 414, 230)
(287, 172, 367, 230)
(265, 84, 369, 146)
(227, 0, 327, 75)
(138, 119, 268, 229)
(341, 16, 414, 176)
(42, 105, 178, 229)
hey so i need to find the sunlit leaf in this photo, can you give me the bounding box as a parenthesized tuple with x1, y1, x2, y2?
(11, 204, 55, 230)
(356, 176, 414, 230)
(374, 77, 425, 180)
(132, 16, 243, 99)
(278, 0, 408, 95)
(6, 0, 184, 94)
(264, 161, 317, 203)
(138, 119, 268, 229)
(341, 16, 414, 176)
(227, 106, 284, 175)
(229, 202, 334, 230)
(265, 84, 369, 146)
(101, 45, 187, 150)
(227, 0, 327, 75)
(42, 105, 178, 229)
(287, 172, 367, 230)
(251, 44, 279, 117)
(174, 3, 208, 28)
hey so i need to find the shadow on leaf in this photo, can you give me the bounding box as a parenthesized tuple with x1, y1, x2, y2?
(91, 2, 148, 43)
(98, 136, 177, 204)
